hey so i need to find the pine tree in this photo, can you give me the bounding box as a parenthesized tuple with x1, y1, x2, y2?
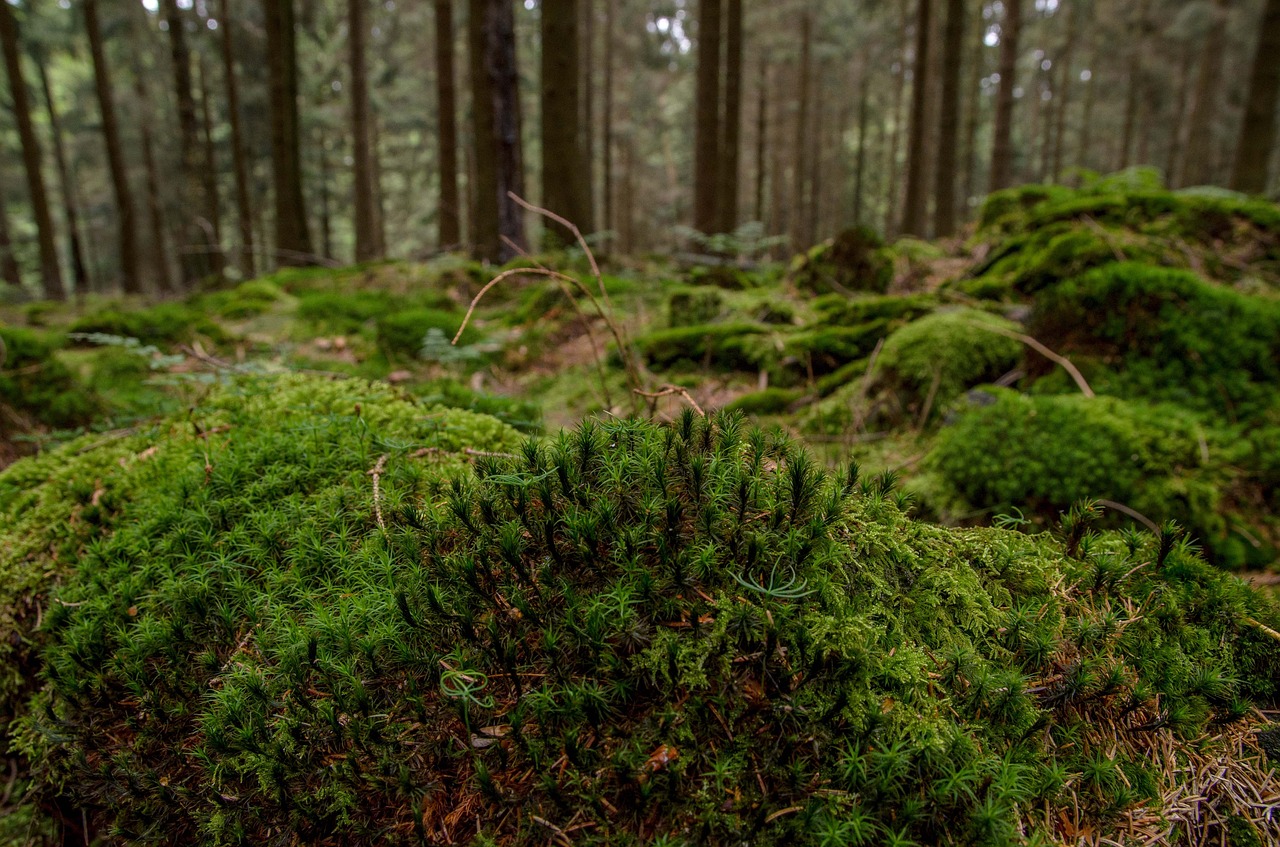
(435, 0, 462, 249)
(264, 0, 314, 266)
(349, 0, 379, 261)
(989, 0, 1021, 192)
(1230, 0, 1280, 193)
(540, 0, 592, 245)
(901, 0, 933, 237)
(0, 0, 63, 299)
(693, 0, 723, 235)
(219, 0, 255, 278)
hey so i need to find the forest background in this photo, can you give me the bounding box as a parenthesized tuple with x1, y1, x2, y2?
(0, 0, 1278, 302)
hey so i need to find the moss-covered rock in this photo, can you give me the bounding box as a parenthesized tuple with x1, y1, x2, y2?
(69, 302, 228, 347)
(376, 307, 477, 360)
(5, 410, 1278, 845)
(875, 309, 1023, 421)
(791, 226, 893, 295)
(0, 327, 100, 436)
(666, 286, 725, 328)
(634, 322, 770, 372)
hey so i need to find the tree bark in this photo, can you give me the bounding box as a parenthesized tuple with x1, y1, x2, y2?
(602, 0, 615, 246)
(693, 0, 722, 234)
(128, 39, 174, 294)
(754, 57, 767, 224)
(540, 0, 592, 244)
(1118, 0, 1151, 171)
(33, 47, 89, 295)
(264, 0, 314, 265)
(791, 11, 812, 249)
(1230, 0, 1280, 193)
(469, 0, 525, 262)
(1180, 0, 1230, 186)
(932, 0, 963, 235)
(989, 0, 1021, 192)
(349, 0, 378, 261)
(853, 66, 869, 226)
(219, 0, 255, 278)
(0, 0, 63, 299)
(717, 0, 743, 234)
(197, 54, 226, 276)
(580, 0, 595, 230)
(162, 0, 214, 285)
(435, 0, 461, 249)
(0, 178, 22, 289)
(1050, 0, 1082, 182)
(901, 0, 933, 236)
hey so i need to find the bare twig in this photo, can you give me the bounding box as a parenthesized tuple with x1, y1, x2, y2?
(917, 366, 942, 430)
(1097, 499, 1159, 533)
(634, 384, 705, 416)
(964, 320, 1095, 398)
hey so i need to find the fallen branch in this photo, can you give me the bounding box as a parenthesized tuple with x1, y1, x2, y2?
(634, 384, 705, 417)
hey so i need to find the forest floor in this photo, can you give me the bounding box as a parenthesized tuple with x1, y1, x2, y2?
(3, 172, 1279, 578)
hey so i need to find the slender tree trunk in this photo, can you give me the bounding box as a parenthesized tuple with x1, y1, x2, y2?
(264, 0, 314, 265)
(853, 67, 869, 225)
(0, 0, 62, 299)
(371, 113, 387, 257)
(197, 54, 226, 276)
(1076, 42, 1098, 175)
(884, 4, 910, 236)
(220, 0, 255, 277)
(1165, 44, 1193, 185)
(435, 0, 461, 249)
(540, 0, 592, 244)
(989, 0, 1021, 192)
(791, 11, 812, 249)
(162, 0, 213, 284)
(580, 0, 595, 229)
(349, 0, 378, 260)
(0, 179, 21, 288)
(901, 0, 932, 236)
(807, 70, 823, 241)
(693, 0, 723, 234)
(319, 132, 334, 261)
(33, 49, 89, 295)
(469, 0, 525, 261)
(602, 0, 615, 246)
(754, 57, 767, 224)
(469, 0, 499, 261)
(1180, 0, 1231, 186)
(931, 0, 963, 235)
(959, 0, 985, 210)
(1118, 0, 1151, 171)
(1231, 0, 1280, 193)
(717, 0, 743, 234)
(1050, 0, 1081, 182)
(128, 43, 173, 293)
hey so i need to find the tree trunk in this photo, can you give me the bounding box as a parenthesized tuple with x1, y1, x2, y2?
(602, 0, 615, 246)
(959, 0, 985, 209)
(348, 0, 378, 260)
(791, 11, 812, 249)
(580, 0, 595, 230)
(989, 0, 1021, 192)
(754, 57, 767, 224)
(717, 0, 743, 234)
(540, 0, 592, 244)
(1118, 0, 1151, 171)
(435, 0, 461, 249)
(1230, 0, 1280, 193)
(0, 179, 22, 289)
(901, 0, 932, 236)
(220, 0, 255, 278)
(931, 0, 963, 235)
(162, 0, 214, 285)
(197, 54, 226, 275)
(693, 0, 722, 234)
(128, 40, 173, 294)
(1050, 0, 1082, 182)
(319, 132, 334, 261)
(884, 4, 910, 236)
(264, 0, 314, 265)
(1180, 0, 1230, 187)
(33, 48, 89, 296)
(852, 66, 869, 225)
(0, 0, 63, 299)
(469, 0, 525, 262)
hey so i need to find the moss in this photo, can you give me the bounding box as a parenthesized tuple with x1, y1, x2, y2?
(875, 309, 1023, 420)
(790, 226, 894, 295)
(721, 387, 802, 415)
(967, 222, 1164, 296)
(411, 378, 543, 434)
(376, 307, 478, 360)
(811, 293, 936, 327)
(294, 289, 400, 334)
(0, 327, 100, 432)
(687, 263, 753, 290)
(5, 411, 1277, 844)
(634, 322, 770, 372)
(193, 279, 285, 319)
(666, 286, 725, 328)
(1029, 263, 1280, 417)
(69, 302, 228, 347)
(782, 321, 891, 375)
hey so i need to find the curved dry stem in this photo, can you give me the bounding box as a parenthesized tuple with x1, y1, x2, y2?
(965, 320, 1095, 398)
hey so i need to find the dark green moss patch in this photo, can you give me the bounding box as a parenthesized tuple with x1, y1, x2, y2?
(791, 226, 893, 295)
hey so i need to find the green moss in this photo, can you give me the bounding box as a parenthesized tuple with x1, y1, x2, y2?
(1029, 263, 1280, 417)
(411, 378, 543, 434)
(5, 411, 1277, 844)
(634, 322, 769, 371)
(722, 387, 803, 415)
(375, 307, 478, 360)
(294, 289, 400, 334)
(791, 226, 894, 295)
(0, 327, 100, 431)
(193, 279, 285, 319)
(783, 321, 891, 375)
(687, 263, 752, 290)
(69, 302, 228, 347)
(666, 286, 725, 328)
(876, 309, 1023, 420)
(811, 293, 936, 327)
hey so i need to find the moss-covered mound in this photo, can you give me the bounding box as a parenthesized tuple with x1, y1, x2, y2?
(0, 327, 101, 464)
(791, 226, 894, 295)
(4, 404, 1278, 845)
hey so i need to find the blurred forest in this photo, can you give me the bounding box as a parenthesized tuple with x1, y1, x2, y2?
(0, 0, 1277, 301)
